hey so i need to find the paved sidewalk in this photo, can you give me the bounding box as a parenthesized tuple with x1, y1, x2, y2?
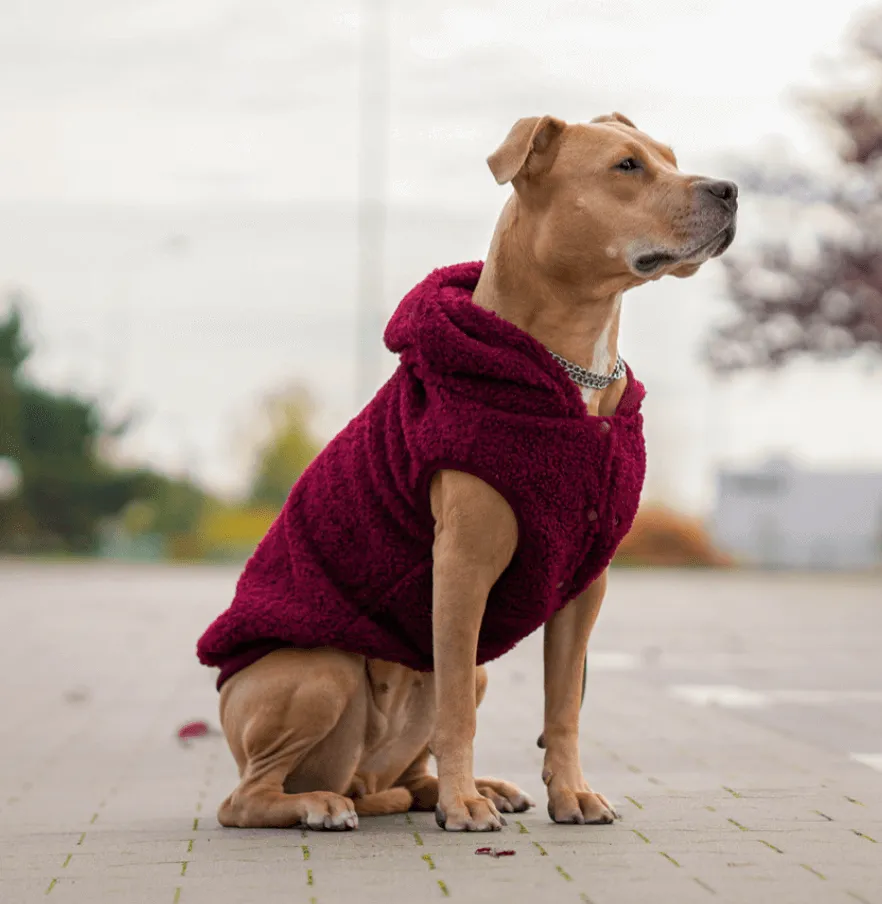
(1, 562, 880, 904)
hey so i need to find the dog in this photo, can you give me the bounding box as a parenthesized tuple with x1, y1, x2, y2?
(199, 112, 737, 833)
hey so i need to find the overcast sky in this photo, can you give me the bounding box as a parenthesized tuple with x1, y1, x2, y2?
(0, 0, 858, 207)
(1, 0, 880, 510)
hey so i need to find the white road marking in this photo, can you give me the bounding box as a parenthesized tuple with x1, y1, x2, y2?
(669, 684, 770, 708)
(669, 684, 882, 709)
(586, 651, 638, 671)
(850, 753, 882, 773)
(771, 689, 882, 705)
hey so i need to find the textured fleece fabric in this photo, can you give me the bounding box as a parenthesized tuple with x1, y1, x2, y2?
(197, 262, 646, 686)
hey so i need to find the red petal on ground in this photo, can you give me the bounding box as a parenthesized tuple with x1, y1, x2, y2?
(177, 720, 210, 739)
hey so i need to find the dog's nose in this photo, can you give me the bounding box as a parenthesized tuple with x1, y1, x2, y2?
(701, 180, 738, 209)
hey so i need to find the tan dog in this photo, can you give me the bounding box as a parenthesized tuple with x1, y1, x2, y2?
(216, 112, 737, 833)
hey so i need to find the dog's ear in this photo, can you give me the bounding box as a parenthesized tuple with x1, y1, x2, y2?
(591, 112, 637, 129)
(486, 115, 567, 185)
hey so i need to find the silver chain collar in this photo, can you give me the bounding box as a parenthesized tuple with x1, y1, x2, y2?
(546, 350, 626, 391)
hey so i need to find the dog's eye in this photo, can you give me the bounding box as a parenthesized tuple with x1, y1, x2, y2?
(615, 157, 642, 172)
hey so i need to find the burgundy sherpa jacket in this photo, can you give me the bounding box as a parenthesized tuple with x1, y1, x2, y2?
(197, 262, 646, 688)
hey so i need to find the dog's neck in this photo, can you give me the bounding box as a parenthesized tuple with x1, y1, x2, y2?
(473, 206, 626, 416)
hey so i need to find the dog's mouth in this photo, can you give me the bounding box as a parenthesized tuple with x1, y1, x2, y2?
(709, 221, 737, 258)
(632, 251, 678, 274)
(631, 222, 736, 276)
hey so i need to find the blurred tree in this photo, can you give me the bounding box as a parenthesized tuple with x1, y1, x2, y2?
(248, 385, 322, 510)
(707, 9, 882, 372)
(122, 473, 210, 539)
(0, 299, 29, 543)
(0, 297, 29, 458)
(0, 299, 152, 553)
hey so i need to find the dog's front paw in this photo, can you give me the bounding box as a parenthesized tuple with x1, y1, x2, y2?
(547, 783, 618, 825)
(435, 794, 507, 832)
(475, 777, 536, 814)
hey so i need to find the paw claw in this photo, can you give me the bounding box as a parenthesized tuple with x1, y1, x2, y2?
(548, 788, 617, 826)
(436, 796, 504, 832)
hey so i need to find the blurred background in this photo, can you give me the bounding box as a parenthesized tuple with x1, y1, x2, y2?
(1, 0, 881, 570)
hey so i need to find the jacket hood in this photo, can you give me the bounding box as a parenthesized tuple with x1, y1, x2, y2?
(384, 261, 644, 418)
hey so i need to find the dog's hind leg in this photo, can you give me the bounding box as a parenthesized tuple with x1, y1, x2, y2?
(217, 648, 367, 830)
(395, 747, 441, 811)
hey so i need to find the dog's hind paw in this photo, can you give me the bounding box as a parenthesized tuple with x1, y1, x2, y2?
(301, 792, 359, 831)
(475, 777, 535, 814)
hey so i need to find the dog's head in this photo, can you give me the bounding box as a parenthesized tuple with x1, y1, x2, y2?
(487, 113, 737, 293)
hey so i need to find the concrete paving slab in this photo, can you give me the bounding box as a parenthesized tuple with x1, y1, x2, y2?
(1, 562, 880, 903)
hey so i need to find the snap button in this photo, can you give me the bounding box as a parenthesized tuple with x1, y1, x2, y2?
(599, 421, 610, 433)
(587, 509, 598, 522)
(613, 516, 620, 526)
(557, 581, 564, 589)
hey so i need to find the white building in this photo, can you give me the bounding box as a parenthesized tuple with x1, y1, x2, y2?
(711, 459, 882, 570)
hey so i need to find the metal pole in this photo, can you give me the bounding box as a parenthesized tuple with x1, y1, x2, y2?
(355, 0, 390, 408)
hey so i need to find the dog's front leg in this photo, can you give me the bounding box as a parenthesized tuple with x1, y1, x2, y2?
(542, 570, 618, 824)
(429, 470, 517, 832)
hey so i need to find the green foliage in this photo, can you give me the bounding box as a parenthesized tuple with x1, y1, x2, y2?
(123, 473, 209, 539)
(0, 298, 153, 553)
(0, 299, 323, 557)
(0, 300, 31, 374)
(248, 386, 321, 510)
(0, 301, 29, 458)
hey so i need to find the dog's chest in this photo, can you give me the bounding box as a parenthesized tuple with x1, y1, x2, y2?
(580, 386, 600, 413)
(357, 669, 436, 783)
